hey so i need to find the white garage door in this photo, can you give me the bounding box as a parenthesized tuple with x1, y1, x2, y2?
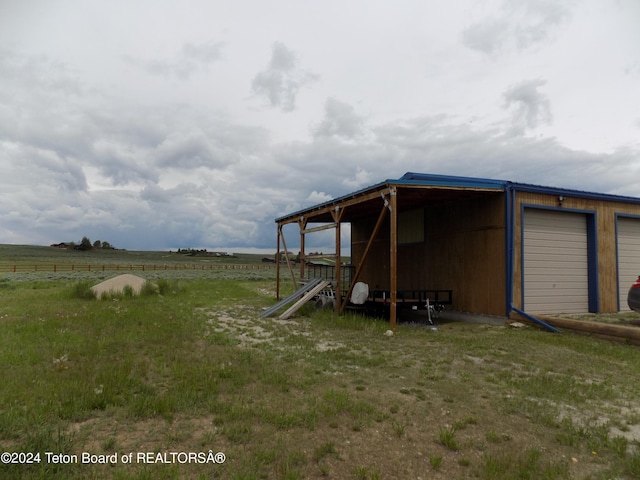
(523, 209, 589, 314)
(617, 217, 640, 311)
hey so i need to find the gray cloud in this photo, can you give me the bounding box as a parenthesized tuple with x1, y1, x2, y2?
(154, 129, 228, 169)
(1, 1, 638, 253)
(0, 48, 84, 97)
(1, 101, 638, 251)
(123, 40, 224, 80)
(313, 97, 365, 139)
(503, 78, 552, 132)
(251, 42, 319, 112)
(462, 19, 510, 54)
(0, 41, 633, 252)
(0, 50, 89, 158)
(462, 0, 571, 55)
(624, 61, 640, 78)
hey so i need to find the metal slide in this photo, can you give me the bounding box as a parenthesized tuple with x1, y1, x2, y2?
(259, 277, 324, 318)
(279, 280, 331, 320)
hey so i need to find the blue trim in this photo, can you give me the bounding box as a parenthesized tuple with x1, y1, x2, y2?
(512, 183, 640, 205)
(614, 213, 640, 311)
(401, 172, 640, 204)
(586, 214, 599, 312)
(505, 183, 515, 317)
(511, 306, 561, 333)
(520, 204, 599, 313)
(399, 172, 508, 190)
(519, 205, 526, 310)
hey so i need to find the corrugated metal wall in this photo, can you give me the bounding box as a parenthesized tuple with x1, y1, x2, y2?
(617, 217, 640, 311)
(522, 208, 589, 314)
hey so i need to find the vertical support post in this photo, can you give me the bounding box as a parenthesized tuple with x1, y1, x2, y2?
(331, 206, 344, 313)
(276, 225, 281, 300)
(280, 225, 297, 289)
(340, 198, 389, 314)
(298, 217, 307, 281)
(389, 186, 398, 330)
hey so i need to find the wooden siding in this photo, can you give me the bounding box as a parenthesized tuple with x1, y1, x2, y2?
(513, 192, 640, 313)
(398, 208, 425, 244)
(352, 193, 506, 315)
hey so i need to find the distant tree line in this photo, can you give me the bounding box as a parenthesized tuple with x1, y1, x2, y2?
(176, 248, 235, 257)
(177, 248, 209, 255)
(51, 236, 115, 251)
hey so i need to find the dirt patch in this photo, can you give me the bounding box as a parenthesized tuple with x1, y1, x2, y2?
(201, 306, 348, 353)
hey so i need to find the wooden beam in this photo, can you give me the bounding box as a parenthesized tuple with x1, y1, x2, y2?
(279, 226, 297, 290)
(298, 217, 307, 281)
(301, 223, 337, 234)
(535, 315, 640, 345)
(340, 200, 389, 314)
(331, 206, 345, 313)
(277, 188, 391, 225)
(389, 187, 398, 329)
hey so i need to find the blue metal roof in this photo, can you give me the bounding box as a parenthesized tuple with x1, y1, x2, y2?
(399, 172, 640, 204)
(276, 171, 640, 222)
(398, 172, 508, 190)
(509, 181, 640, 203)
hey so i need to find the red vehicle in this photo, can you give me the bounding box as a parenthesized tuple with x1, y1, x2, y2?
(628, 276, 640, 313)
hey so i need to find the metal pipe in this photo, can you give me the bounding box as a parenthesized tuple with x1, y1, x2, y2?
(511, 306, 561, 333)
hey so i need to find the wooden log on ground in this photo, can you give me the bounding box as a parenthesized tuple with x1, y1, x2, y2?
(513, 313, 640, 345)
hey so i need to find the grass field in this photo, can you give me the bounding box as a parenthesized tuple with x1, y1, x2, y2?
(2, 245, 640, 479)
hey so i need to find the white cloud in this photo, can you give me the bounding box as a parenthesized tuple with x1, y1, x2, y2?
(307, 191, 333, 204)
(342, 167, 374, 190)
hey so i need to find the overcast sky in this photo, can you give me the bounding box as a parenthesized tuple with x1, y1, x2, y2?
(1, 0, 639, 253)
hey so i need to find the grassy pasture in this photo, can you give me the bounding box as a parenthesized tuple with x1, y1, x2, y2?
(1, 246, 640, 479)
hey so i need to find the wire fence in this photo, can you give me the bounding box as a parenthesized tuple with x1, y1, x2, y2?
(0, 263, 276, 273)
